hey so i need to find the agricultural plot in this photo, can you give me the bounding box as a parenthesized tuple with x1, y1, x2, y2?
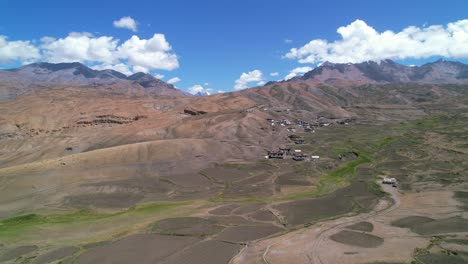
(329, 230, 384, 248)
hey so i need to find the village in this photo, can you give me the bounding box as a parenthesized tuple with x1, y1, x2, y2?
(264, 115, 354, 162)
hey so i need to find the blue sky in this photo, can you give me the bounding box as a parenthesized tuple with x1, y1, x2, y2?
(1, 0, 467, 93)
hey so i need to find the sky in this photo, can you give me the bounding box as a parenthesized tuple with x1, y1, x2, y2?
(1, 0, 467, 94)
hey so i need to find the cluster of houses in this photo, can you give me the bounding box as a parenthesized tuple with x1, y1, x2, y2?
(265, 117, 354, 134)
(266, 118, 292, 127)
(266, 118, 318, 133)
(267, 147, 320, 162)
(262, 115, 355, 163)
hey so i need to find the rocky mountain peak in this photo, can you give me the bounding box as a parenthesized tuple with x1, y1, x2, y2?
(299, 59, 468, 84)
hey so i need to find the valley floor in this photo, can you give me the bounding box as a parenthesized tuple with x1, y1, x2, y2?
(0, 96, 467, 264)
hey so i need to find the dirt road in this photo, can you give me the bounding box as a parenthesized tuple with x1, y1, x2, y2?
(307, 183, 400, 264)
(231, 182, 403, 264)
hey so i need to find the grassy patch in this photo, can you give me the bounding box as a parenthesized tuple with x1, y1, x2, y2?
(0, 201, 191, 241)
(285, 149, 373, 200)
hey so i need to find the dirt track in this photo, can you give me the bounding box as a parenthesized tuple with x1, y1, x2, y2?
(307, 182, 400, 264)
(232, 182, 404, 264)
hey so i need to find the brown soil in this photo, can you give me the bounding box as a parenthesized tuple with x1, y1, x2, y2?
(76, 234, 200, 264)
(391, 216, 435, 229)
(412, 216, 468, 235)
(64, 193, 144, 208)
(201, 167, 252, 183)
(345, 221, 374, 232)
(33, 246, 79, 264)
(0, 245, 38, 262)
(249, 210, 277, 222)
(209, 216, 262, 226)
(214, 225, 283, 242)
(162, 240, 242, 264)
(152, 217, 224, 236)
(232, 203, 266, 214)
(209, 204, 241, 215)
(416, 253, 466, 264)
(329, 230, 384, 248)
(274, 182, 379, 226)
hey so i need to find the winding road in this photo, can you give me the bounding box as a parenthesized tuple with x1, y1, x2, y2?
(260, 182, 402, 264)
(307, 182, 401, 264)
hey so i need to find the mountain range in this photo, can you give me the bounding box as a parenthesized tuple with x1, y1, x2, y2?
(1, 59, 468, 102)
(296, 59, 468, 84)
(0, 57, 467, 259)
(0, 62, 188, 100)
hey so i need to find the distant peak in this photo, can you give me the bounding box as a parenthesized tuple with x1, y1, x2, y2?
(321, 61, 335, 67)
(26, 62, 87, 71)
(127, 72, 155, 80)
(381, 59, 396, 64)
(194, 91, 210, 97)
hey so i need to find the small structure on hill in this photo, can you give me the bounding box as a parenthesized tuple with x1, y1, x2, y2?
(293, 154, 307, 161)
(294, 139, 305, 144)
(289, 134, 300, 140)
(279, 147, 292, 155)
(311, 155, 320, 160)
(268, 151, 284, 159)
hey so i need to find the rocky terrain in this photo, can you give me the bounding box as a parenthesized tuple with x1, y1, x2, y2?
(298, 59, 468, 84)
(0, 60, 467, 264)
(0, 62, 188, 101)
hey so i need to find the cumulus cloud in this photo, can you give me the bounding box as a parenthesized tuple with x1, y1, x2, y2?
(113, 16, 138, 32)
(234, 69, 264, 90)
(188, 84, 212, 95)
(0, 35, 41, 64)
(270, 72, 279, 76)
(41, 32, 118, 64)
(118, 34, 179, 71)
(284, 66, 313, 80)
(0, 32, 180, 74)
(167, 77, 180, 84)
(285, 19, 468, 64)
(154, 73, 164, 79)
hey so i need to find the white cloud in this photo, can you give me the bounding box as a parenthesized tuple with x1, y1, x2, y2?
(284, 66, 313, 80)
(41, 32, 119, 64)
(167, 77, 180, 84)
(154, 73, 164, 79)
(113, 16, 138, 32)
(91, 63, 133, 76)
(285, 19, 468, 64)
(188, 84, 212, 95)
(234, 69, 264, 90)
(0, 32, 179, 74)
(284, 39, 293, 43)
(118, 34, 179, 71)
(29, 32, 179, 74)
(132, 65, 149, 73)
(0, 35, 41, 64)
(270, 72, 279, 76)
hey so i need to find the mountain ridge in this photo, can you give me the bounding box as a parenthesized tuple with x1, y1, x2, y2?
(298, 59, 468, 84)
(0, 62, 189, 99)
